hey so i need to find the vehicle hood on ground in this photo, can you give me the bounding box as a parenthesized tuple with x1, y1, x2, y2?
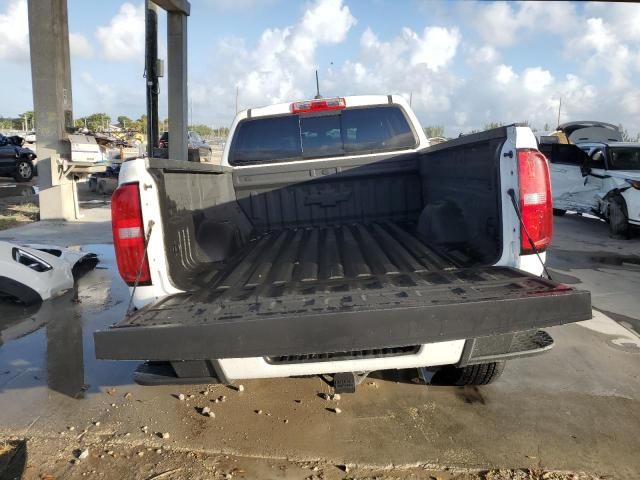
(0, 242, 98, 305)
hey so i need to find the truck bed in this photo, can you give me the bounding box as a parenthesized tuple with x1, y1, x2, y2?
(95, 220, 592, 361)
(192, 220, 466, 292)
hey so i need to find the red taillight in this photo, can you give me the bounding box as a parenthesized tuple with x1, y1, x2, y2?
(111, 182, 151, 285)
(518, 149, 553, 254)
(291, 97, 346, 113)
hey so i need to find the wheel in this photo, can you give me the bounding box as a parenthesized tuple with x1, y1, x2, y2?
(14, 159, 33, 182)
(430, 361, 506, 386)
(553, 208, 566, 216)
(608, 197, 629, 238)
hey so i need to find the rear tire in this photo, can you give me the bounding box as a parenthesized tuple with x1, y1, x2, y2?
(553, 208, 566, 216)
(608, 197, 629, 238)
(431, 361, 506, 386)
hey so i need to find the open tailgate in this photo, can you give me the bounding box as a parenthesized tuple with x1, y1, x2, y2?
(95, 266, 591, 360)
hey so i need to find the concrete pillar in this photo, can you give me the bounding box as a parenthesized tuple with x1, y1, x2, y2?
(27, 0, 77, 220)
(167, 11, 188, 161)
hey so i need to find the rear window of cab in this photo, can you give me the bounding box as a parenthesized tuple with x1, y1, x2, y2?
(229, 105, 417, 166)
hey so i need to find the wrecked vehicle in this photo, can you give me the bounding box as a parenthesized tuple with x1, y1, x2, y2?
(0, 242, 98, 305)
(0, 133, 37, 182)
(95, 95, 591, 391)
(549, 121, 623, 145)
(552, 142, 640, 237)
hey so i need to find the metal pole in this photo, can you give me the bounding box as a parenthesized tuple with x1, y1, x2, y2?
(314, 70, 321, 99)
(557, 97, 562, 129)
(235, 86, 239, 114)
(145, 1, 159, 157)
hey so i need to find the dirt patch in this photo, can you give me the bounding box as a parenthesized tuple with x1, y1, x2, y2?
(0, 198, 39, 231)
(4, 435, 606, 480)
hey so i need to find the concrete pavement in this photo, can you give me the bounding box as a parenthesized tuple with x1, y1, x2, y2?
(0, 209, 637, 479)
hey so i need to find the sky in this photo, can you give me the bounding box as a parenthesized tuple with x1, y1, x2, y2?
(1, 0, 639, 136)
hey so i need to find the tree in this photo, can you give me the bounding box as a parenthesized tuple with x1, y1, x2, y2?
(72, 113, 110, 132)
(543, 122, 551, 132)
(484, 122, 504, 130)
(134, 114, 147, 133)
(423, 125, 445, 138)
(19, 111, 35, 130)
(117, 116, 133, 129)
(618, 124, 634, 142)
(87, 113, 111, 131)
(189, 124, 213, 138)
(213, 127, 229, 138)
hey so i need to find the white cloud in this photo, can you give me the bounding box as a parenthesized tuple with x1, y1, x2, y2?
(96, 3, 144, 61)
(69, 33, 94, 59)
(495, 64, 516, 85)
(191, 0, 356, 113)
(205, 0, 276, 9)
(298, 0, 355, 45)
(0, 0, 28, 63)
(472, 1, 579, 47)
(9, 0, 630, 138)
(574, 18, 616, 54)
(468, 45, 499, 65)
(331, 25, 462, 113)
(473, 2, 517, 47)
(522, 67, 553, 93)
(80, 72, 115, 103)
(567, 15, 635, 91)
(186, 0, 640, 135)
(584, 2, 640, 43)
(406, 26, 460, 71)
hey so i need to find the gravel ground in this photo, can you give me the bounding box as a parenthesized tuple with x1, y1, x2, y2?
(0, 435, 605, 480)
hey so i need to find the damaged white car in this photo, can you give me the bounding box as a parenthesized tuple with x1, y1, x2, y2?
(547, 142, 640, 237)
(0, 242, 98, 305)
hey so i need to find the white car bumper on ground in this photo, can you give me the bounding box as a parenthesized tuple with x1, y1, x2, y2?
(0, 242, 98, 304)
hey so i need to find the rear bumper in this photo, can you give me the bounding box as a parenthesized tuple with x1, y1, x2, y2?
(94, 267, 591, 361)
(133, 330, 555, 384)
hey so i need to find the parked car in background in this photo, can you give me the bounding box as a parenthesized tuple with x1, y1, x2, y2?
(0, 133, 37, 182)
(158, 130, 213, 161)
(542, 139, 640, 237)
(25, 131, 36, 143)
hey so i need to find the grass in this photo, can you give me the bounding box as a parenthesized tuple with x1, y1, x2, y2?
(0, 440, 15, 456)
(0, 202, 39, 231)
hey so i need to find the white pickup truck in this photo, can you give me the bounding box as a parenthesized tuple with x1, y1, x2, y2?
(94, 95, 591, 391)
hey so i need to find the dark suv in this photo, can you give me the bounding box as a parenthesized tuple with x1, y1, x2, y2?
(0, 134, 37, 182)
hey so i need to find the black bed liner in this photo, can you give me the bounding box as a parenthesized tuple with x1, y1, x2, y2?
(94, 221, 592, 361)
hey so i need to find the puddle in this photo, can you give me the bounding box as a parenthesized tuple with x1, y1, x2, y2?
(548, 249, 640, 272)
(0, 244, 138, 398)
